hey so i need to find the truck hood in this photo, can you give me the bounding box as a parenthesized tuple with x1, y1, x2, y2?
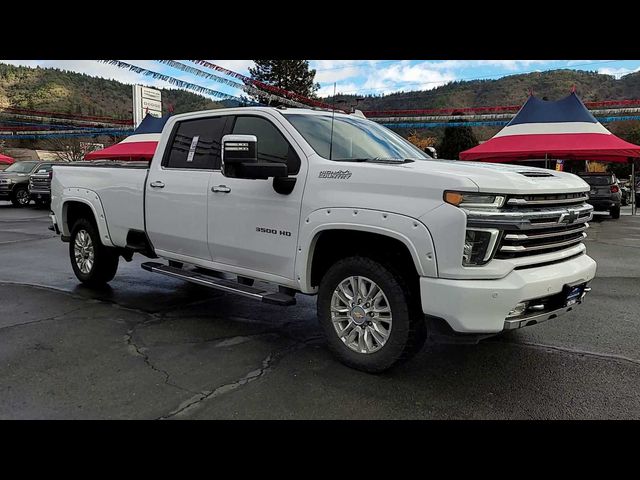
(308, 156, 590, 221)
(0, 172, 30, 182)
(404, 159, 590, 194)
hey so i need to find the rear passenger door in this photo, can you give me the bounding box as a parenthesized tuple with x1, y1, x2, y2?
(146, 115, 228, 261)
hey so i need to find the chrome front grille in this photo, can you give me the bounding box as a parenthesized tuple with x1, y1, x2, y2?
(465, 192, 593, 264)
(505, 192, 589, 207)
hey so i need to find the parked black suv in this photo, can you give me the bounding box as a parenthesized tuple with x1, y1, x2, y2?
(0, 160, 63, 207)
(579, 172, 622, 219)
(0, 160, 40, 207)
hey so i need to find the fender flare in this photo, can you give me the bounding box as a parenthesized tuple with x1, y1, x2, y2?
(61, 188, 114, 247)
(296, 208, 437, 293)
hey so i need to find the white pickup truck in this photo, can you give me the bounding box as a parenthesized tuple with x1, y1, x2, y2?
(50, 107, 597, 372)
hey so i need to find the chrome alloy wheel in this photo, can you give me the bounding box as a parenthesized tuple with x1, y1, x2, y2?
(16, 189, 30, 205)
(330, 276, 392, 354)
(74, 229, 95, 274)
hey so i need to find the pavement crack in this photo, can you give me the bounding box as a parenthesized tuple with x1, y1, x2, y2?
(0, 305, 88, 332)
(499, 340, 640, 367)
(157, 336, 321, 420)
(125, 324, 200, 396)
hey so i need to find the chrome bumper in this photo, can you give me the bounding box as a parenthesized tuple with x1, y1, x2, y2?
(503, 287, 591, 330)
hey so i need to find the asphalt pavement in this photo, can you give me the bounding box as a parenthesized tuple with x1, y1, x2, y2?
(0, 201, 638, 419)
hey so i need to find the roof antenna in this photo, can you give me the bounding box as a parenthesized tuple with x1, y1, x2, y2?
(329, 82, 336, 161)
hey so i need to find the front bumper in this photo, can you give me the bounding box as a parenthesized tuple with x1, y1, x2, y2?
(419, 253, 597, 333)
(588, 199, 618, 211)
(29, 190, 51, 199)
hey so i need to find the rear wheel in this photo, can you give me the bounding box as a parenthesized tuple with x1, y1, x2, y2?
(11, 186, 30, 207)
(69, 218, 119, 286)
(611, 205, 621, 219)
(317, 256, 426, 373)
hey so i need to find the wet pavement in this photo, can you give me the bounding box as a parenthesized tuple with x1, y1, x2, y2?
(0, 201, 639, 419)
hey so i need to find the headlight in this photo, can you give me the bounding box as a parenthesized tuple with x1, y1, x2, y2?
(444, 191, 505, 208)
(463, 229, 500, 266)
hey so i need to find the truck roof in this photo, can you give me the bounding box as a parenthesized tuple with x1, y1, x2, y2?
(170, 106, 357, 121)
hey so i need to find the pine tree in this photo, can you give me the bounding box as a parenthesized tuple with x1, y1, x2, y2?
(437, 114, 479, 160)
(248, 60, 320, 106)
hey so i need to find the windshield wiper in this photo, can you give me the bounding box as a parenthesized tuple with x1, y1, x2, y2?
(334, 157, 414, 163)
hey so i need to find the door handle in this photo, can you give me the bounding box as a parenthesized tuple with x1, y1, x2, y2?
(149, 181, 165, 189)
(211, 185, 231, 193)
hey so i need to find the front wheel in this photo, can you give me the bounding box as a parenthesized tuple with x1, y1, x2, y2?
(317, 256, 426, 373)
(11, 186, 30, 207)
(69, 218, 119, 286)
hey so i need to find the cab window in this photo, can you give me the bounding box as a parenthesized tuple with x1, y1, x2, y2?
(165, 116, 228, 170)
(231, 116, 300, 175)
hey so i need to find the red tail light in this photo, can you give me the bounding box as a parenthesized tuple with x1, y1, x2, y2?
(611, 185, 619, 193)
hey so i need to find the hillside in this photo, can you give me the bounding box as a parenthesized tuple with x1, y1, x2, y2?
(324, 69, 640, 111)
(0, 63, 222, 119)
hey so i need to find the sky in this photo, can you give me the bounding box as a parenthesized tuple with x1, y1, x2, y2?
(2, 59, 640, 102)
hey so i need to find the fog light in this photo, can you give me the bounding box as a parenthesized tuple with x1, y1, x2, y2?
(507, 302, 528, 318)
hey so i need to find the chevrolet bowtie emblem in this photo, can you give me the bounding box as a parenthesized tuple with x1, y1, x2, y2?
(558, 209, 578, 224)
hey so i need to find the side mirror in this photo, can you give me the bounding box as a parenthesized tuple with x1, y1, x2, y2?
(221, 134, 288, 179)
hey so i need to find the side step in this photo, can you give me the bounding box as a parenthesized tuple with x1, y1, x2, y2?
(141, 262, 296, 306)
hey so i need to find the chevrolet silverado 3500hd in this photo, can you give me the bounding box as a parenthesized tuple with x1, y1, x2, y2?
(50, 107, 596, 372)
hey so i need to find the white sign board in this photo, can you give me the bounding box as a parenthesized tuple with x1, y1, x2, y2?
(133, 85, 162, 128)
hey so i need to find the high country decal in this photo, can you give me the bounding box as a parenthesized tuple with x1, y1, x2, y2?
(318, 170, 352, 179)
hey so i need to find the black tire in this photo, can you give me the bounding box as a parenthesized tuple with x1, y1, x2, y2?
(611, 205, 621, 219)
(317, 256, 426, 373)
(10, 186, 30, 207)
(69, 218, 119, 286)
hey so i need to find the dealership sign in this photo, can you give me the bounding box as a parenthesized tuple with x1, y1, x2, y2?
(133, 85, 162, 128)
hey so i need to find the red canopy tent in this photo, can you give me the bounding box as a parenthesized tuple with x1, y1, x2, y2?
(0, 153, 15, 165)
(460, 92, 640, 163)
(85, 114, 169, 161)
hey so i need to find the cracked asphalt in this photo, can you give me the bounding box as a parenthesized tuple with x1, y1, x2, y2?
(0, 201, 639, 419)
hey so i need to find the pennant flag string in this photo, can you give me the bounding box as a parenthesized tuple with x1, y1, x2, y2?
(0, 129, 133, 140)
(97, 61, 263, 106)
(156, 60, 308, 108)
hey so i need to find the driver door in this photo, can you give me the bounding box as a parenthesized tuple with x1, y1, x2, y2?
(208, 113, 307, 281)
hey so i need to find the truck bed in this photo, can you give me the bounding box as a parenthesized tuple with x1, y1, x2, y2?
(52, 162, 149, 247)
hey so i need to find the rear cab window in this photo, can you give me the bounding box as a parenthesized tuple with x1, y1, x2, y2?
(164, 116, 229, 170)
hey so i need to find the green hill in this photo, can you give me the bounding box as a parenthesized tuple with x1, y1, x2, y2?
(0, 63, 221, 119)
(324, 69, 640, 111)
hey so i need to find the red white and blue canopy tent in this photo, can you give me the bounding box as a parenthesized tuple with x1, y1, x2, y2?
(0, 152, 14, 165)
(459, 92, 640, 163)
(84, 114, 170, 161)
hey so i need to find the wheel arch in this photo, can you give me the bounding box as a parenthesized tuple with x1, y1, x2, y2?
(61, 192, 113, 247)
(297, 209, 437, 293)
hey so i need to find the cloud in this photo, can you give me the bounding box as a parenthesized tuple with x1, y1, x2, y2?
(358, 61, 457, 94)
(317, 82, 361, 97)
(598, 66, 640, 78)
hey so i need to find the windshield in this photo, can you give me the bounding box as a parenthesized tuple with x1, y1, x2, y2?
(283, 113, 431, 161)
(3, 161, 38, 173)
